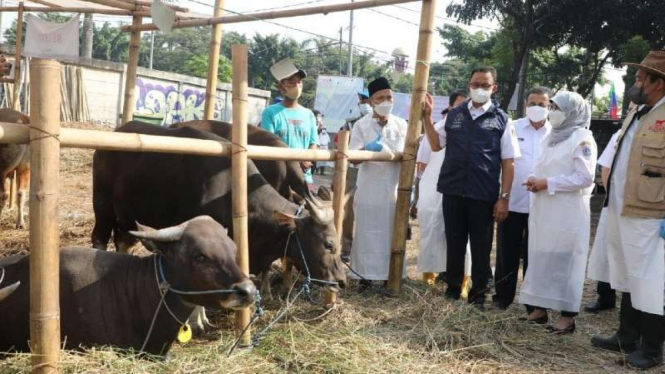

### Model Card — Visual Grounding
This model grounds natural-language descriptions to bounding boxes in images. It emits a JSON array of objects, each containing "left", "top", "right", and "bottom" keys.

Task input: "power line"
[
  {"left": 237, "top": 0, "right": 330, "bottom": 14},
  {"left": 367, "top": 8, "right": 418, "bottom": 26},
  {"left": 391, "top": 4, "right": 499, "bottom": 31}
]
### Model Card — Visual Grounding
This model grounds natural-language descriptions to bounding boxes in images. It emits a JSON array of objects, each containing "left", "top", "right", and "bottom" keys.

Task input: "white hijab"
[{"left": 548, "top": 91, "right": 591, "bottom": 147}]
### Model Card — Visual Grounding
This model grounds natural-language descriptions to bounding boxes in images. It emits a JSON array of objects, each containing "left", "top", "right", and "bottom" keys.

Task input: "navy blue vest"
[{"left": 437, "top": 100, "right": 509, "bottom": 202}]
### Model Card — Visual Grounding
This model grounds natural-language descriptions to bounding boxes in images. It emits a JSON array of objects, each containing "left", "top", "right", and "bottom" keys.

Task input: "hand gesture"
[{"left": 365, "top": 134, "right": 383, "bottom": 152}]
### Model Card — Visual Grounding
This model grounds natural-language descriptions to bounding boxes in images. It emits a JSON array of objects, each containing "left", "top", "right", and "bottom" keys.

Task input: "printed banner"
[
  {"left": 313, "top": 75, "right": 365, "bottom": 131},
  {"left": 24, "top": 14, "right": 80, "bottom": 58}
]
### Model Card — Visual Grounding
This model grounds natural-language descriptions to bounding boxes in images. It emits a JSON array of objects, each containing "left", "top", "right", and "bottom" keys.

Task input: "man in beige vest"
[{"left": 591, "top": 50, "right": 665, "bottom": 370}]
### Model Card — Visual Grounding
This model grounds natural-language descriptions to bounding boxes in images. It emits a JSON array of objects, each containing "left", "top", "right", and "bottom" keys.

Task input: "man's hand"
[
  {"left": 300, "top": 161, "right": 313, "bottom": 171},
  {"left": 493, "top": 199, "right": 509, "bottom": 223},
  {"left": 423, "top": 93, "right": 434, "bottom": 118},
  {"left": 364, "top": 134, "right": 383, "bottom": 152}
]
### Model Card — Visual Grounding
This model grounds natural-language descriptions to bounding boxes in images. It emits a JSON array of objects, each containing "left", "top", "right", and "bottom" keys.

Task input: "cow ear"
[{"left": 273, "top": 210, "right": 298, "bottom": 232}]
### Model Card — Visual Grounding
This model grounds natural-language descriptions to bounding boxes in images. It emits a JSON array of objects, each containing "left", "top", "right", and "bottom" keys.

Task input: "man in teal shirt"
[{"left": 261, "top": 58, "right": 318, "bottom": 188}]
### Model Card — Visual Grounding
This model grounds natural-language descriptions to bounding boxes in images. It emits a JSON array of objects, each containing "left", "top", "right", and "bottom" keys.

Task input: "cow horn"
[
  {"left": 130, "top": 222, "right": 187, "bottom": 242},
  {"left": 0, "top": 281, "right": 19, "bottom": 302},
  {"left": 305, "top": 198, "right": 334, "bottom": 225}
]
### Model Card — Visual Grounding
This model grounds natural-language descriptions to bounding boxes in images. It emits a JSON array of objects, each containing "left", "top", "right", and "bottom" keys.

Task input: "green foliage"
[{"left": 183, "top": 54, "right": 232, "bottom": 83}]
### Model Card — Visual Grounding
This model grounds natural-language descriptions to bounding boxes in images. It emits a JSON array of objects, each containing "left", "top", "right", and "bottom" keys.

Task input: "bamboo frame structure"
[
  {"left": 231, "top": 44, "right": 251, "bottom": 346},
  {"left": 121, "top": 0, "right": 421, "bottom": 32},
  {"left": 28, "top": 59, "right": 61, "bottom": 374},
  {"left": 82, "top": 0, "right": 138, "bottom": 11},
  {"left": 327, "top": 130, "right": 350, "bottom": 307},
  {"left": 203, "top": 0, "right": 225, "bottom": 120},
  {"left": 386, "top": 0, "right": 436, "bottom": 294},
  {"left": 12, "top": 3, "right": 24, "bottom": 111},
  {"left": 0, "top": 5, "right": 135, "bottom": 14},
  {"left": 121, "top": 15, "right": 142, "bottom": 125}
]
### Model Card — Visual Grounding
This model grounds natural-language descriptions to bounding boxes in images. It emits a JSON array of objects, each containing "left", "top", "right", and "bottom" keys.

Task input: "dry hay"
[{"left": 0, "top": 123, "right": 650, "bottom": 373}]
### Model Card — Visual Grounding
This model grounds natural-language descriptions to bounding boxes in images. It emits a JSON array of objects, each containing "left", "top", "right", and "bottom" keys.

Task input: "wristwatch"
[{"left": 499, "top": 192, "right": 510, "bottom": 200}]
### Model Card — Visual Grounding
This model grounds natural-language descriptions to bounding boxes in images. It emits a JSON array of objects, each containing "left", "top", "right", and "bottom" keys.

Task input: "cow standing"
[
  {"left": 0, "top": 216, "right": 256, "bottom": 356},
  {"left": 91, "top": 124, "right": 347, "bottom": 296},
  {"left": 0, "top": 108, "right": 30, "bottom": 229}
]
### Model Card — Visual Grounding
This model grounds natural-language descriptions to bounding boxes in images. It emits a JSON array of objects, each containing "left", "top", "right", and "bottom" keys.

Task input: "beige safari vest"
[{"left": 615, "top": 103, "right": 665, "bottom": 218}]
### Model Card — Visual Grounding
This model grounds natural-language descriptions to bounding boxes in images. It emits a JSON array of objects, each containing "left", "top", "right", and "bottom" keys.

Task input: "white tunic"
[
  {"left": 348, "top": 114, "right": 407, "bottom": 280},
  {"left": 417, "top": 120, "right": 447, "bottom": 273},
  {"left": 587, "top": 130, "right": 621, "bottom": 285},
  {"left": 604, "top": 98, "right": 665, "bottom": 315},
  {"left": 519, "top": 128, "right": 597, "bottom": 312}
]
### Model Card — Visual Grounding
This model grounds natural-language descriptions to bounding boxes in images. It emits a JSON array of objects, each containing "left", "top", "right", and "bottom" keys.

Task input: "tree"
[
  {"left": 184, "top": 54, "right": 232, "bottom": 83},
  {"left": 81, "top": 14, "right": 93, "bottom": 59},
  {"left": 92, "top": 22, "right": 128, "bottom": 62}
]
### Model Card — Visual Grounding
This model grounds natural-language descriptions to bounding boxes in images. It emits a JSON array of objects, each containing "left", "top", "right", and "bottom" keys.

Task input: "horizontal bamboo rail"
[
  {"left": 121, "top": 0, "right": 421, "bottom": 32},
  {"left": 0, "top": 123, "right": 402, "bottom": 162},
  {"left": 0, "top": 5, "right": 136, "bottom": 15}
]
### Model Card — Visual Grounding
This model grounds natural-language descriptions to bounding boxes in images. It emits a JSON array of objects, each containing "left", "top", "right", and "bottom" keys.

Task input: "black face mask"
[{"left": 628, "top": 83, "right": 649, "bottom": 105}]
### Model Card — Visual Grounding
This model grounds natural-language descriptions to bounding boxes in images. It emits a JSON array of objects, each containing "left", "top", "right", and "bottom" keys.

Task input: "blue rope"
[{"left": 157, "top": 255, "right": 238, "bottom": 295}]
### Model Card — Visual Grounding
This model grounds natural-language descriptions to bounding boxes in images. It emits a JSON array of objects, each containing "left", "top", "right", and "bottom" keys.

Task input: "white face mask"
[
  {"left": 548, "top": 109, "right": 566, "bottom": 128},
  {"left": 470, "top": 88, "right": 492, "bottom": 104},
  {"left": 373, "top": 101, "right": 393, "bottom": 117},
  {"left": 526, "top": 106, "right": 549, "bottom": 123},
  {"left": 359, "top": 103, "right": 372, "bottom": 116}
]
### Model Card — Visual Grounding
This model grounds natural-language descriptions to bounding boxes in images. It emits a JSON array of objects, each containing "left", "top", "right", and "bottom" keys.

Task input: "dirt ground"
[{"left": 0, "top": 125, "right": 660, "bottom": 373}]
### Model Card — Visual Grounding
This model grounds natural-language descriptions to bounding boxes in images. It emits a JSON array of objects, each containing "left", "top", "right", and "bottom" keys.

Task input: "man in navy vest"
[{"left": 423, "top": 67, "right": 520, "bottom": 308}]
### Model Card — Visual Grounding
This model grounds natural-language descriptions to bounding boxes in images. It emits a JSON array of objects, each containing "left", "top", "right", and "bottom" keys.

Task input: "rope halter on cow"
[{"left": 140, "top": 253, "right": 248, "bottom": 353}]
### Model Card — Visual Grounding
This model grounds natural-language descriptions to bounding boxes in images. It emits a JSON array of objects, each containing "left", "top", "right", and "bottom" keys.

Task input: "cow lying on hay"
[{"left": 0, "top": 216, "right": 256, "bottom": 356}]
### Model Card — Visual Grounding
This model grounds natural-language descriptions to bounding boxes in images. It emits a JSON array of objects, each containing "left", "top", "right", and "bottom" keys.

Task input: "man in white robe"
[
  {"left": 348, "top": 77, "right": 407, "bottom": 286},
  {"left": 591, "top": 51, "right": 665, "bottom": 370}
]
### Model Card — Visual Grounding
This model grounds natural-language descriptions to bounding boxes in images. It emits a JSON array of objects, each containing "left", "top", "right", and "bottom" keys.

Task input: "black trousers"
[
  {"left": 493, "top": 211, "right": 529, "bottom": 307},
  {"left": 596, "top": 281, "right": 617, "bottom": 306},
  {"left": 442, "top": 194, "right": 494, "bottom": 302}
]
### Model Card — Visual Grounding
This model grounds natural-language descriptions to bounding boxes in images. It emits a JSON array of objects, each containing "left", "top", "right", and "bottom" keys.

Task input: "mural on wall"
[{"left": 133, "top": 78, "right": 227, "bottom": 125}]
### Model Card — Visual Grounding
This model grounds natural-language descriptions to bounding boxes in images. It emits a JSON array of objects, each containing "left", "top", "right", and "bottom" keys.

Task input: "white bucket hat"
[{"left": 270, "top": 58, "right": 307, "bottom": 82}]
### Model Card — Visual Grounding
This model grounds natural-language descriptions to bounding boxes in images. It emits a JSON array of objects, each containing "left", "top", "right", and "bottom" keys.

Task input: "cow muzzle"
[{"left": 221, "top": 280, "right": 257, "bottom": 310}]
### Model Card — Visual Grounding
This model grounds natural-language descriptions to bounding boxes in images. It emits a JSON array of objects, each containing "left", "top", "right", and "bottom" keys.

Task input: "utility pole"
[
  {"left": 149, "top": 30, "right": 155, "bottom": 69},
  {"left": 347, "top": 0, "right": 354, "bottom": 76},
  {"left": 338, "top": 27, "right": 343, "bottom": 76}
]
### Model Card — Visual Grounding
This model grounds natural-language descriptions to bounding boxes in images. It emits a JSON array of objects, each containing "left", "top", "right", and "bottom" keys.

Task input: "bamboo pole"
[
  {"left": 12, "top": 3, "right": 23, "bottom": 111},
  {"left": 231, "top": 44, "right": 251, "bottom": 347},
  {"left": 0, "top": 123, "right": 403, "bottom": 161},
  {"left": 387, "top": 0, "right": 436, "bottom": 294},
  {"left": 327, "top": 130, "right": 350, "bottom": 307},
  {"left": 121, "top": 16, "right": 142, "bottom": 125},
  {"left": 0, "top": 5, "right": 136, "bottom": 15},
  {"left": 203, "top": 0, "right": 225, "bottom": 120},
  {"left": 115, "top": 0, "right": 189, "bottom": 12},
  {"left": 121, "top": 0, "right": 421, "bottom": 32},
  {"left": 29, "top": 58, "right": 61, "bottom": 374},
  {"left": 81, "top": 0, "right": 138, "bottom": 11}
]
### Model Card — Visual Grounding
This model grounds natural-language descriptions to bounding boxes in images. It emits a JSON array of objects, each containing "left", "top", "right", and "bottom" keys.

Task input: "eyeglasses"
[{"left": 469, "top": 83, "right": 494, "bottom": 90}]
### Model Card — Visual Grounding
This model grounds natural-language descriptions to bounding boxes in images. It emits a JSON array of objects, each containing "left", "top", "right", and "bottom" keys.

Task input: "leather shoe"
[
  {"left": 591, "top": 334, "right": 638, "bottom": 353},
  {"left": 626, "top": 348, "right": 663, "bottom": 370},
  {"left": 584, "top": 300, "right": 615, "bottom": 313}
]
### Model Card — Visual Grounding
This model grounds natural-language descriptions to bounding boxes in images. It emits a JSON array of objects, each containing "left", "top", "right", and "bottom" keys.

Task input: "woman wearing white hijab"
[{"left": 518, "top": 91, "right": 597, "bottom": 333}]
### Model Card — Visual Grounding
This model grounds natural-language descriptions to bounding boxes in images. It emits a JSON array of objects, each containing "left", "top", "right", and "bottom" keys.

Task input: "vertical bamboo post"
[
  {"left": 231, "top": 44, "right": 251, "bottom": 346},
  {"left": 387, "top": 0, "right": 436, "bottom": 294},
  {"left": 203, "top": 0, "right": 225, "bottom": 120},
  {"left": 12, "top": 2, "right": 23, "bottom": 111},
  {"left": 328, "top": 130, "right": 350, "bottom": 306},
  {"left": 121, "top": 16, "right": 142, "bottom": 124},
  {"left": 29, "top": 59, "right": 61, "bottom": 374}
]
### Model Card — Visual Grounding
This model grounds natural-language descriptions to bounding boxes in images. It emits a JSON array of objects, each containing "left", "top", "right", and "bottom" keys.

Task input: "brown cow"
[{"left": 0, "top": 108, "right": 30, "bottom": 229}]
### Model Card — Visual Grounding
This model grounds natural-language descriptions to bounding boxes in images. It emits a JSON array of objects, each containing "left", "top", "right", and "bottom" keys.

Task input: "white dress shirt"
[
  {"left": 509, "top": 117, "right": 551, "bottom": 213},
  {"left": 437, "top": 100, "right": 521, "bottom": 160},
  {"left": 598, "top": 130, "right": 621, "bottom": 168}
]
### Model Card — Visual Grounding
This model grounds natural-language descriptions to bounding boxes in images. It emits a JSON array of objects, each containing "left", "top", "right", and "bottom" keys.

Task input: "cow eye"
[
  {"left": 195, "top": 254, "right": 207, "bottom": 263},
  {"left": 324, "top": 240, "right": 334, "bottom": 251}
]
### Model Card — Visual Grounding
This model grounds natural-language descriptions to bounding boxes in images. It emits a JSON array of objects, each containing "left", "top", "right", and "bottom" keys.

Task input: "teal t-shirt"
[{"left": 261, "top": 103, "right": 318, "bottom": 183}]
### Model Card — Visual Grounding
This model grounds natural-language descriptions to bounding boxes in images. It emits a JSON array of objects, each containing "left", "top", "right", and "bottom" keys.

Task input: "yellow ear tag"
[{"left": 177, "top": 323, "right": 192, "bottom": 344}]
